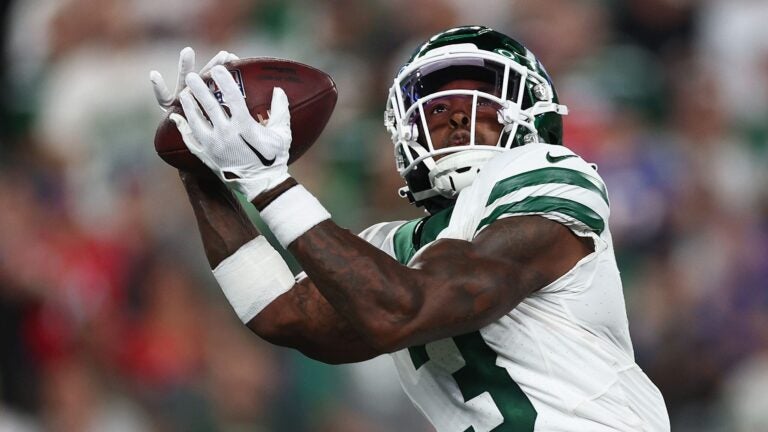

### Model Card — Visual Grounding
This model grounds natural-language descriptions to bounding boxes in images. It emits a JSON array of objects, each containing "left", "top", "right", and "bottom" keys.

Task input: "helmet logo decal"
[{"left": 533, "top": 84, "right": 550, "bottom": 100}]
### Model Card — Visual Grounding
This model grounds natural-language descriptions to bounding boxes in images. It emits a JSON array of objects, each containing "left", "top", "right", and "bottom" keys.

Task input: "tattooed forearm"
[
  {"left": 292, "top": 279, "right": 371, "bottom": 344},
  {"left": 179, "top": 170, "right": 258, "bottom": 268},
  {"left": 250, "top": 278, "right": 380, "bottom": 363},
  {"left": 180, "top": 172, "right": 377, "bottom": 362},
  {"left": 290, "top": 221, "right": 419, "bottom": 344}
]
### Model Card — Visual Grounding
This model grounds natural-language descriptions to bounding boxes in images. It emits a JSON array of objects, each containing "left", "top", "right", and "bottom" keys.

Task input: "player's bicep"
[
  {"left": 396, "top": 215, "right": 591, "bottom": 347},
  {"left": 472, "top": 215, "right": 593, "bottom": 282}
]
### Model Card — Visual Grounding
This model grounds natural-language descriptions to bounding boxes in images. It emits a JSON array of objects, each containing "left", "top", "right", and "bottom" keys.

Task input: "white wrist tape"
[
  {"left": 212, "top": 236, "right": 295, "bottom": 323},
  {"left": 259, "top": 185, "right": 331, "bottom": 248}
]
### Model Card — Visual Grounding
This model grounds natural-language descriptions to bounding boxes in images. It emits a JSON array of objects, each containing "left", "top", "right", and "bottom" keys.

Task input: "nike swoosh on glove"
[{"left": 170, "top": 65, "right": 291, "bottom": 201}]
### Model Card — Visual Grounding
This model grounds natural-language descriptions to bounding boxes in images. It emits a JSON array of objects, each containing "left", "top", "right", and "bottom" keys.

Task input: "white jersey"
[{"left": 359, "top": 143, "right": 669, "bottom": 431}]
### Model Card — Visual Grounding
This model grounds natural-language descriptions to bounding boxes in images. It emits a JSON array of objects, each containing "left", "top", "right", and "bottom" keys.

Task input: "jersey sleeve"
[
  {"left": 474, "top": 144, "right": 610, "bottom": 238},
  {"left": 357, "top": 220, "right": 407, "bottom": 256}
]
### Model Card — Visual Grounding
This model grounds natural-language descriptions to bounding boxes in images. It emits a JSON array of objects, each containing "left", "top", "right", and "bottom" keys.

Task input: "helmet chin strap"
[{"left": 427, "top": 149, "right": 501, "bottom": 198}]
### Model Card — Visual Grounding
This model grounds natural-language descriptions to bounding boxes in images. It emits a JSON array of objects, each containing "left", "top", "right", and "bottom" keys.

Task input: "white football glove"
[
  {"left": 170, "top": 66, "right": 291, "bottom": 201},
  {"left": 149, "top": 47, "right": 239, "bottom": 110}
]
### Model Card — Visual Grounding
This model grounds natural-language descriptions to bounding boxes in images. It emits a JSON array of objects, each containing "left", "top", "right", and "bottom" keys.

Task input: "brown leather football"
[{"left": 154, "top": 58, "right": 337, "bottom": 171}]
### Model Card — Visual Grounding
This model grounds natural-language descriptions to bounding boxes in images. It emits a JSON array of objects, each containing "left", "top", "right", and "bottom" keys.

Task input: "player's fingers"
[
  {"left": 200, "top": 51, "right": 232, "bottom": 75},
  {"left": 179, "top": 88, "right": 213, "bottom": 141},
  {"left": 175, "top": 47, "right": 196, "bottom": 93},
  {"left": 185, "top": 73, "right": 228, "bottom": 127},
  {"left": 171, "top": 113, "right": 218, "bottom": 170},
  {"left": 211, "top": 66, "right": 249, "bottom": 119},
  {"left": 267, "top": 87, "right": 291, "bottom": 135},
  {"left": 169, "top": 113, "right": 202, "bottom": 154},
  {"left": 149, "top": 70, "right": 173, "bottom": 108}
]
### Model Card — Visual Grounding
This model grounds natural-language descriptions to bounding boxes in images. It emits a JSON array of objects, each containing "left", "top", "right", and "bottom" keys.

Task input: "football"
[{"left": 154, "top": 58, "right": 338, "bottom": 171}]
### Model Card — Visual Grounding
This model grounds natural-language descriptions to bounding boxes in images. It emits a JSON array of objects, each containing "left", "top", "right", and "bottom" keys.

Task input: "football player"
[{"left": 151, "top": 26, "right": 669, "bottom": 431}]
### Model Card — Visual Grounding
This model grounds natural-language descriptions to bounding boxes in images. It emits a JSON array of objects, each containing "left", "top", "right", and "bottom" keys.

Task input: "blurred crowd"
[{"left": 0, "top": 0, "right": 766, "bottom": 430}]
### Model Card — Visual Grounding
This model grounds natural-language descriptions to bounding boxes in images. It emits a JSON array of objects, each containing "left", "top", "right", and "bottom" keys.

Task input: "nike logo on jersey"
[
  {"left": 546, "top": 152, "right": 578, "bottom": 163},
  {"left": 240, "top": 134, "right": 276, "bottom": 166}
]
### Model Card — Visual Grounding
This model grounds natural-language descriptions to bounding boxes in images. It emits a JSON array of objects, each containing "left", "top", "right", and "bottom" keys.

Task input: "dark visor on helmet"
[{"left": 399, "top": 57, "right": 520, "bottom": 111}]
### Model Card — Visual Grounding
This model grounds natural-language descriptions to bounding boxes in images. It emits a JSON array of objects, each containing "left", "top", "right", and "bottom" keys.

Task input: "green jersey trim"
[
  {"left": 419, "top": 206, "right": 454, "bottom": 249},
  {"left": 480, "top": 195, "right": 605, "bottom": 234},
  {"left": 393, "top": 219, "right": 421, "bottom": 265},
  {"left": 486, "top": 167, "right": 609, "bottom": 207},
  {"left": 392, "top": 206, "right": 454, "bottom": 265}
]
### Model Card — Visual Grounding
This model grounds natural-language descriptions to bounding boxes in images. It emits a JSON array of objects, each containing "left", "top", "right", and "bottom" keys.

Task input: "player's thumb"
[
  {"left": 170, "top": 113, "right": 203, "bottom": 154},
  {"left": 267, "top": 87, "right": 291, "bottom": 135}
]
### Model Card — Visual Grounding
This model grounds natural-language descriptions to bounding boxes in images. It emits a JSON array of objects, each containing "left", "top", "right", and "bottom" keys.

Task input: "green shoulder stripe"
[
  {"left": 479, "top": 195, "right": 605, "bottom": 234},
  {"left": 486, "top": 167, "right": 608, "bottom": 207}
]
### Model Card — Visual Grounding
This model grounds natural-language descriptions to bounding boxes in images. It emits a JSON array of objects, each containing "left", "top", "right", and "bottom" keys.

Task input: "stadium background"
[{"left": 0, "top": 0, "right": 767, "bottom": 430}]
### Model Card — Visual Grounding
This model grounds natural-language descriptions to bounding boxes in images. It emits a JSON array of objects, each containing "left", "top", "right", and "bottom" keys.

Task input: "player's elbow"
[
  {"left": 357, "top": 329, "right": 404, "bottom": 354},
  {"left": 355, "top": 309, "right": 421, "bottom": 353},
  {"left": 355, "top": 286, "right": 428, "bottom": 352},
  {"left": 246, "top": 307, "right": 301, "bottom": 347}
]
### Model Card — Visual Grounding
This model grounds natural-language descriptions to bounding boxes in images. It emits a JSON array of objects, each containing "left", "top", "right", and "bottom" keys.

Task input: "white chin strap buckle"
[
  {"left": 428, "top": 149, "right": 500, "bottom": 198},
  {"left": 431, "top": 168, "right": 479, "bottom": 198}
]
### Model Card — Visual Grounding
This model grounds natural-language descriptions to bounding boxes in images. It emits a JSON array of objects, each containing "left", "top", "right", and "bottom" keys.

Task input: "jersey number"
[{"left": 409, "top": 332, "right": 536, "bottom": 431}]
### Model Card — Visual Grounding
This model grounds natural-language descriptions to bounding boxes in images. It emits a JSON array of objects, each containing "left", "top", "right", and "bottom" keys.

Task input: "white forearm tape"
[
  {"left": 212, "top": 236, "right": 295, "bottom": 323},
  {"left": 259, "top": 185, "right": 331, "bottom": 248}
]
